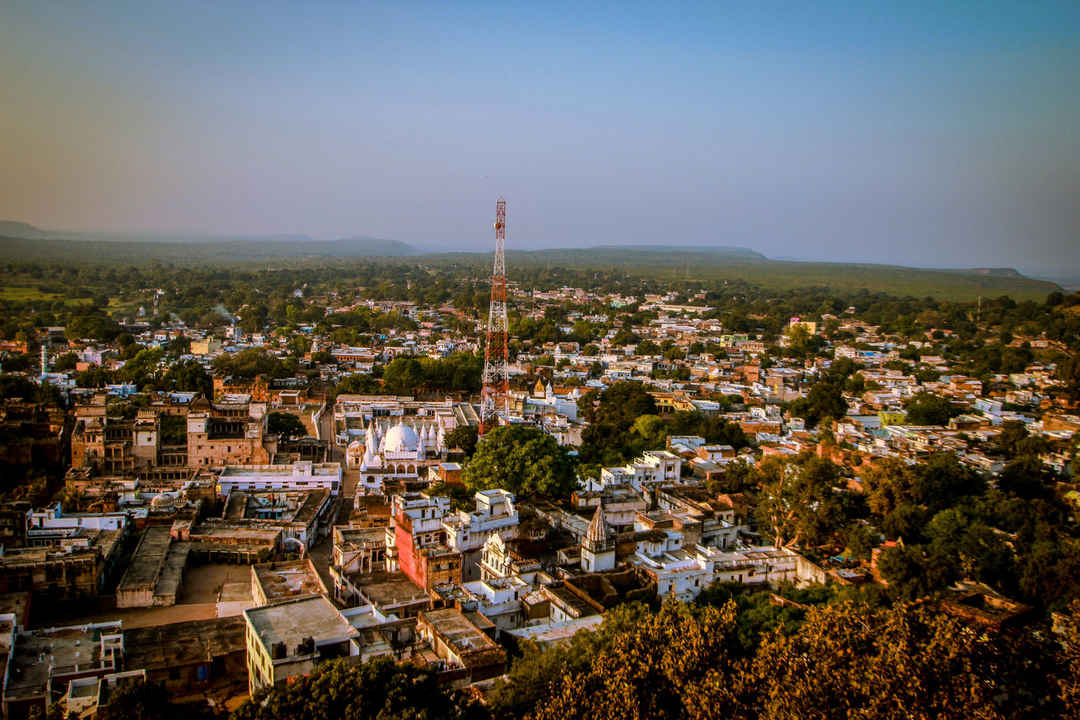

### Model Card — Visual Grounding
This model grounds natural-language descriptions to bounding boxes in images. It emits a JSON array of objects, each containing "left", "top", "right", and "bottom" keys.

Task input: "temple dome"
[{"left": 383, "top": 421, "right": 419, "bottom": 454}]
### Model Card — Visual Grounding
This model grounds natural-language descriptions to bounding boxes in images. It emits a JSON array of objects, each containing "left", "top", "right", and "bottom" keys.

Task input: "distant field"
[
  {"left": 424, "top": 249, "right": 1062, "bottom": 302},
  {"left": 0, "top": 284, "right": 101, "bottom": 306},
  {"left": 0, "top": 234, "right": 1061, "bottom": 302},
  {"left": 0, "top": 285, "right": 62, "bottom": 301}
]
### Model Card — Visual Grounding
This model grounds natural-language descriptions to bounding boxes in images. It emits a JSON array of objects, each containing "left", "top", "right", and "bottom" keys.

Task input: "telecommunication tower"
[{"left": 480, "top": 198, "right": 509, "bottom": 434}]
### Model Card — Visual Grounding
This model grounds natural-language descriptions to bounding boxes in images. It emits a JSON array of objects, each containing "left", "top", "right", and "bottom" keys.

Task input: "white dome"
[{"left": 383, "top": 421, "right": 419, "bottom": 454}]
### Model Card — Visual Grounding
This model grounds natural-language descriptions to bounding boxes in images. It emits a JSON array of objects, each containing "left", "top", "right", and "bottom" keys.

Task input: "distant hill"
[
  {"left": 0, "top": 229, "right": 414, "bottom": 263},
  {"left": 0, "top": 223, "right": 1059, "bottom": 301},
  {"left": 0, "top": 221, "right": 46, "bottom": 239},
  {"left": 588, "top": 245, "right": 768, "bottom": 261},
  {"left": 330, "top": 236, "right": 415, "bottom": 256},
  {"left": 419, "top": 245, "right": 1061, "bottom": 302}
]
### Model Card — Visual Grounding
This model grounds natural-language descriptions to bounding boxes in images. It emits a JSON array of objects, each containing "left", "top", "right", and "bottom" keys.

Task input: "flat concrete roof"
[
  {"left": 244, "top": 595, "right": 354, "bottom": 654},
  {"left": 7, "top": 623, "right": 121, "bottom": 701},
  {"left": 124, "top": 616, "right": 245, "bottom": 669},
  {"left": 506, "top": 615, "right": 604, "bottom": 644},
  {"left": 335, "top": 526, "right": 385, "bottom": 547},
  {"left": 420, "top": 608, "right": 499, "bottom": 655},
  {"left": 118, "top": 526, "right": 174, "bottom": 590},
  {"left": 219, "top": 463, "right": 340, "bottom": 477},
  {"left": 356, "top": 573, "right": 429, "bottom": 610},
  {"left": 253, "top": 560, "right": 325, "bottom": 601}
]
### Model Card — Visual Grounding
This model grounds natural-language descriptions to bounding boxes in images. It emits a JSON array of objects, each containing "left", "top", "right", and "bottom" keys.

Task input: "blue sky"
[{"left": 0, "top": 1, "right": 1077, "bottom": 274}]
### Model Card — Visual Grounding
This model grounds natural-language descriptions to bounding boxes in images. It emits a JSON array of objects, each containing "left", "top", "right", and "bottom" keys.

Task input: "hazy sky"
[{"left": 1, "top": 1, "right": 1077, "bottom": 273}]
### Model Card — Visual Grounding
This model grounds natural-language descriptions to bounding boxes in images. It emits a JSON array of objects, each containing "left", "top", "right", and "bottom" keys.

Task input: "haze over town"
[
  {"left": 1, "top": 2, "right": 1080, "bottom": 720},
  {"left": 2, "top": 1, "right": 1078, "bottom": 280}
]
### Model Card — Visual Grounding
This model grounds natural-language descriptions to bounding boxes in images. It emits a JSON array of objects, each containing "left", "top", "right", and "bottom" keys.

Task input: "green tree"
[
  {"left": 267, "top": 412, "right": 308, "bottom": 438},
  {"left": 578, "top": 381, "right": 658, "bottom": 465},
  {"left": 52, "top": 351, "right": 79, "bottom": 371},
  {"left": 705, "top": 460, "right": 759, "bottom": 494},
  {"left": 335, "top": 373, "right": 382, "bottom": 396},
  {"left": 1057, "top": 356, "right": 1080, "bottom": 402},
  {"left": 754, "top": 454, "right": 850, "bottom": 550},
  {"left": 531, "top": 600, "right": 745, "bottom": 720},
  {"left": 787, "top": 381, "right": 847, "bottom": 428},
  {"left": 753, "top": 602, "right": 1043, "bottom": 720},
  {"left": 611, "top": 327, "right": 639, "bottom": 346},
  {"left": 998, "top": 455, "right": 1054, "bottom": 499},
  {"left": 95, "top": 680, "right": 216, "bottom": 720},
  {"left": 464, "top": 425, "right": 577, "bottom": 498},
  {"left": 904, "top": 392, "right": 961, "bottom": 426},
  {"left": 231, "top": 657, "right": 485, "bottom": 720},
  {"left": 381, "top": 354, "right": 482, "bottom": 396},
  {"left": 118, "top": 347, "right": 165, "bottom": 388},
  {"left": 213, "top": 348, "right": 288, "bottom": 379},
  {"left": 445, "top": 424, "right": 479, "bottom": 458},
  {"left": 489, "top": 603, "right": 651, "bottom": 720},
  {"left": 381, "top": 357, "right": 426, "bottom": 395},
  {"left": 161, "top": 359, "right": 212, "bottom": 398},
  {"left": 165, "top": 335, "right": 191, "bottom": 358},
  {"left": 636, "top": 339, "right": 661, "bottom": 355}
]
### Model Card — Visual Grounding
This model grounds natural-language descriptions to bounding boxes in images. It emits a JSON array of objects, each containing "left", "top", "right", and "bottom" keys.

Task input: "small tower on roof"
[{"left": 581, "top": 504, "right": 615, "bottom": 573}]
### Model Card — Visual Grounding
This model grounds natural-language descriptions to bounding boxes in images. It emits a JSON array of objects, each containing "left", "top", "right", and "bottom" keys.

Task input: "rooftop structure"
[
  {"left": 115, "top": 526, "right": 190, "bottom": 608},
  {"left": 243, "top": 595, "right": 358, "bottom": 695},
  {"left": 217, "top": 461, "right": 341, "bottom": 496},
  {"left": 251, "top": 559, "right": 328, "bottom": 605},
  {"left": 416, "top": 607, "right": 506, "bottom": 681},
  {"left": 3, "top": 621, "right": 123, "bottom": 719}
]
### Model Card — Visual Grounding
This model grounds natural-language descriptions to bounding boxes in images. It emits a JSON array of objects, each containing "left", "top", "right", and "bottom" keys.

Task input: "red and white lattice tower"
[{"left": 480, "top": 198, "right": 509, "bottom": 435}]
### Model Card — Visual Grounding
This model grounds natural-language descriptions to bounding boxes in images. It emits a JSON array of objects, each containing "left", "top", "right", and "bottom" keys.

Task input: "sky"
[{"left": 1, "top": 0, "right": 1078, "bottom": 275}]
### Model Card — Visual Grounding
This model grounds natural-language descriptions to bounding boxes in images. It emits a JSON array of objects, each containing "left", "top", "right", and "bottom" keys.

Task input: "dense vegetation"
[
  {"left": 93, "top": 594, "right": 1080, "bottom": 720},
  {"left": 464, "top": 425, "right": 578, "bottom": 498},
  {"left": 577, "top": 381, "right": 747, "bottom": 469},
  {"left": 1, "top": 261, "right": 1076, "bottom": 351},
  {"left": 231, "top": 658, "right": 487, "bottom": 720},
  {"left": 0, "top": 237, "right": 1060, "bottom": 300}
]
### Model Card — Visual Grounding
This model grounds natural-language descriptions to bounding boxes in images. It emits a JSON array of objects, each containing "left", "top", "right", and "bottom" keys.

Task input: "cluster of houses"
[{"left": 0, "top": 281, "right": 1075, "bottom": 717}]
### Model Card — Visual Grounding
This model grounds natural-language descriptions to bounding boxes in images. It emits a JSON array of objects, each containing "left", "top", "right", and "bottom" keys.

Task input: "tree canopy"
[
  {"left": 213, "top": 348, "right": 291, "bottom": 380},
  {"left": 464, "top": 424, "right": 577, "bottom": 498},
  {"left": 904, "top": 392, "right": 962, "bottom": 426},
  {"left": 787, "top": 380, "right": 847, "bottom": 428},
  {"left": 231, "top": 657, "right": 486, "bottom": 720},
  {"left": 380, "top": 353, "right": 482, "bottom": 396},
  {"left": 267, "top": 411, "right": 308, "bottom": 438},
  {"left": 526, "top": 598, "right": 1062, "bottom": 720}
]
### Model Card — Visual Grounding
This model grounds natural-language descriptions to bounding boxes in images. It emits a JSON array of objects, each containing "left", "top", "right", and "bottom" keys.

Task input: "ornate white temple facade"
[{"left": 346, "top": 418, "right": 445, "bottom": 494}]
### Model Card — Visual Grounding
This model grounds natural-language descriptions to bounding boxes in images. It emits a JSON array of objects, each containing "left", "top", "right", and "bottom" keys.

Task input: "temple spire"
[{"left": 586, "top": 504, "right": 609, "bottom": 546}]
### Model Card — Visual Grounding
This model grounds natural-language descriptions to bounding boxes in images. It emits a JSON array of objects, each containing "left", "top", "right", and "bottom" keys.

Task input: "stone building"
[
  {"left": 0, "top": 538, "right": 120, "bottom": 605},
  {"left": 385, "top": 494, "right": 462, "bottom": 591},
  {"left": 122, "top": 616, "right": 246, "bottom": 698},
  {"left": 186, "top": 397, "right": 275, "bottom": 468},
  {"left": 243, "top": 595, "right": 358, "bottom": 696},
  {"left": 70, "top": 405, "right": 136, "bottom": 474},
  {"left": 415, "top": 608, "right": 506, "bottom": 683},
  {"left": 115, "top": 526, "right": 190, "bottom": 608},
  {"left": 2, "top": 620, "right": 124, "bottom": 720}
]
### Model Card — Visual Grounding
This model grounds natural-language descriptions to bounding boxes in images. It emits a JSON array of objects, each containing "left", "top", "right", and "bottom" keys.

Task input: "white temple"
[{"left": 346, "top": 418, "right": 446, "bottom": 494}]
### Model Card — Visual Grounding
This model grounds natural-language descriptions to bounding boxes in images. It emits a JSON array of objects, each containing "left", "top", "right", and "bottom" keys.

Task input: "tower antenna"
[{"left": 480, "top": 198, "right": 509, "bottom": 435}]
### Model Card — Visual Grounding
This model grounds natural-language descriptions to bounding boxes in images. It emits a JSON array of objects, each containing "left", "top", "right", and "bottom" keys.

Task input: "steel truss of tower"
[{"left": 480, "top": 198, "right": 509, "bottom": 434}]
